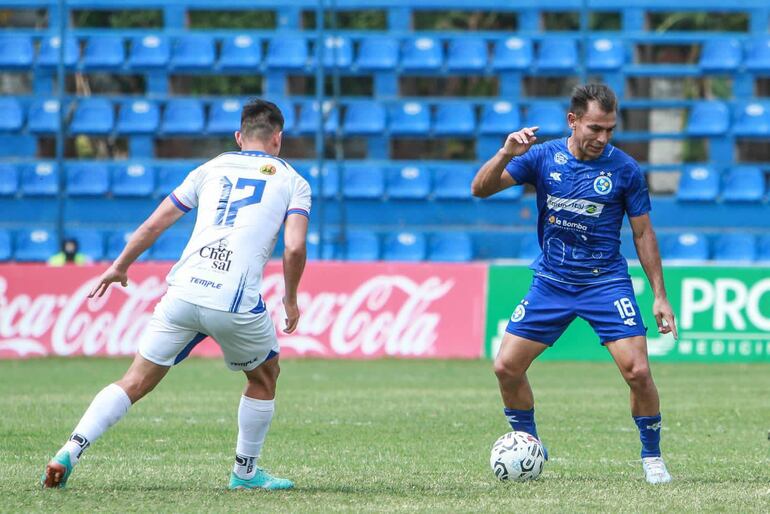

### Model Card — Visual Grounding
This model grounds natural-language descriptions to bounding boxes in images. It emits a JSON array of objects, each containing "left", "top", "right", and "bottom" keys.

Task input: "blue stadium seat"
[
  {"left": 587, "top": 38, "right": 624, "bottom": 71},
  {"left": 722, "top": 166, "right": 765, "bottom": 202},
  {"left": 677, "top": 165, "right": 719, "bottom": 202},
  {"left": 219, "top": 35, "right": 261, "bottom": 71},
  {"left": 524, "top": 103, "right": 565, "bottom": 135},
  {"left": 306, "top": 230, "right": 339, "bottom": 260},
  {"left": 343, "top": 164, "right": 385, "bottom": 199},
  {"left": 389, "top": 102, "right": 430, "bottom": 135},
  {"left": 273, "top": 100, "right": 295, "bottom": 133},
  {"left": 28, "top": 99, "right": 61, "bottom": 134},
  {"left": 150, "top": 230, "right": 189, "bottom": 260},
  {"left": 733, "top": 102, "right": 770, "bottom": 137},
  {"left": 492, "top": 37, "right": 532, "bottom": 71},
  {"left": 321, "top": 36, "right": 353, "bottom": 68},
  {"left": 517, "top": 232, "right": 541, "bottom": 260},
  {"left": 744, "top": 37, "right": 770, "bottom": 72},
  {"left": 664, "top": 232, "right": 709, "bottom": 261},
  {"left": 106, "top": 230, "right": 148, "bottom": 261},
  {"left": 473, "top": 231, "right": 517, "bottom": 260},
  {"left": 157, "top": 163, "right": 193, "bottom": 195},
  {"left": 487, "top": 184, "right": 524, "bottom": 202},
  {"left": 447, "top": 38, "right": 487, "bottom": 72},
  {"left": 82, "top": 36, "right": 124, "bottom": 69},
  {"left": 265, "top": 36, "right": 307, "bottom": 70},
  {"left": 0, "top": 97, "right": 24, "bottom": 132},
  {"left": 37, "top": 36, "right": 79, "bottom": 68},
  {"left": 758, "top": 235, "right": 770, "bottom": 262},
  {"left": 14, "top": 228, "right": 57, "bottom": 262},
  {"left": 401, "top": 37, "right": 443, "bottom": 72},
  {"left": 387, "top": 165, "right": 430, "bottom": 199},
  {"left": 433, "top": 102, "right": 475, "bottom": 136},
  {"left": 344, "top": 230, "right": 380, "bottom": 261},
  {"left": 65, "top": 162, "right": 109, "bottom": 196},
  {"left": 112, "top": 164, "right": 155, "bottom": 197},
  {"left": 170, "top": 35, "right": 215, "bottom": 70},
  {"left": 117, "top": 100, "right": 160, "bottom": 134},
  {"left": 65, "top": 228, "right": 105, "bottom": 261},
  {"left": 70, "top": 98, "right": 114, "bottom": 135},
  {"left": 686, "top": 101, "right": 730, "bottom": 136},
  {"left": 127, "top": 35, "right": 170, "bottom": 68},
  {"left": 383, "top": 231, "right": 426, "bottom": 261},
  {"left": 207, "top": 99, "right": 242, "bottom": 134},
  {"left": 0, "top": 36, "right": 34, "bottom": 68},
  {"left": 0, "top": 164, "right": 18, "bottom": 196},
  {"left": 297, "top": 101, "right": 338, "bottom": 134},
  {"left": 343, "top": 101, "right": 386, "bottom": 135},
  {"left": 356, "top": 37, "right": 398, "bottom": 71},
  {"left": 712, "top": 233, "right": 756, "bottom": 262},
  {"left": 301, "top": 163, "right": 339, "bottom": 198},
  {"left": 536, "top": 38, "right": 578, "bottom": 72},
  {"left": 699, "top": 38, "right": 742, "bottom": 72},
  {"left": 428, "top": 232, "right": 473, "bottom": 262},
  {"left": 161, "top": 98, "right": 205, "bottom": 135},
  {"left": 433, "top": 166, "right": 474, "bottom": 200},
  {"left": 480, "top": 101, "right": 520, "bottom": 134},
  {"left": 20, "top": 163, "right": 58, "bottom": 196},
  {"left": 0, "top": 229, "right": 10, "bottom": 261}
]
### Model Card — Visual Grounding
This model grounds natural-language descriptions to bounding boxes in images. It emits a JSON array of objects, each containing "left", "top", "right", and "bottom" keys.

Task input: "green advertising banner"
[{"left": 485, "top": 265, "right": 770, "bottom": 362}]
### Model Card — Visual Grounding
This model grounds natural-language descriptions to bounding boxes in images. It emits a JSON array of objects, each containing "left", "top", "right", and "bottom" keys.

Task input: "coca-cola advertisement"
[{"left": 0, "top": 262, "right": 487, "bottom": 360}]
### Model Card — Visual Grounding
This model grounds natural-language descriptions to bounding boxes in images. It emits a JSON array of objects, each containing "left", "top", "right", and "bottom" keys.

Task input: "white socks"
[
  {"left": 233, "top": 396, "right": 275, "bottom": 479},
  {"left": 61, "top": 383, "right": 132, "bottom": 465}
]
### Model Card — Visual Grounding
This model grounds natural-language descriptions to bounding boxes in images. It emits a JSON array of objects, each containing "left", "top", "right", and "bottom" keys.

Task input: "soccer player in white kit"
[{"left": 41, "top": 99, "right": 311, "bottom": 491}]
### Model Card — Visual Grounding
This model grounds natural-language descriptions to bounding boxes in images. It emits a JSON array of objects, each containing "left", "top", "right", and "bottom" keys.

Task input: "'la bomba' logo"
[{"left": 593, "top": 176, "right": 613, "bottom": 195}]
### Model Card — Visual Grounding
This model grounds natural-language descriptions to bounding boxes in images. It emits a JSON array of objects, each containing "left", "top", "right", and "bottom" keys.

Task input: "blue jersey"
[{"left": 505, "top": 138, "right": 650, "bottom": 284}]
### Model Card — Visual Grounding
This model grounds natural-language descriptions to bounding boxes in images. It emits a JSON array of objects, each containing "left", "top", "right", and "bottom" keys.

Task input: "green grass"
[{"left": 1, "top": 358, "right": 769, "bottom": 512}]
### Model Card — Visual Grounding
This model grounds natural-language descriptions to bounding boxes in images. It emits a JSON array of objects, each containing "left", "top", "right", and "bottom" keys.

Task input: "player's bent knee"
[
  {"left": 493, "top": 358, "right": 525, "bottom": 382},
  {"left": 622, "top": 364, "right": 652, "bottom": 387}
]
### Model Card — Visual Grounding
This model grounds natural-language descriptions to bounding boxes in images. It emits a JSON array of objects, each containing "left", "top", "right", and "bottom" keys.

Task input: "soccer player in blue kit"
[{"left": 472, "top": 84, "right": 678, "bottom": 484}]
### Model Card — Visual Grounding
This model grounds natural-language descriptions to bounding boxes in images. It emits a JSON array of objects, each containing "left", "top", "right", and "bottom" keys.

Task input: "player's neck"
[{"left": 566, "top": 136, "right": 587, "bottom": 161}]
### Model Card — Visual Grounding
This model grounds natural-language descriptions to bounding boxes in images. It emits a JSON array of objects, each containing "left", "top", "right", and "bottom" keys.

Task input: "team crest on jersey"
[
  {"left": 593, "top": 175, "right": 613, "bottom": 195},
  {"left": 259, "top": 164, "right": 276, "bottom": 176},
  {"left": 554, "top": 152, "right": 568, "bottom": 165}
]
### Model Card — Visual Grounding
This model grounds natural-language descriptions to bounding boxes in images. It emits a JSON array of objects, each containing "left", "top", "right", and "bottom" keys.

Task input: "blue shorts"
[{"left": 505, "top": 276, "right": 647, "bottom": 346}]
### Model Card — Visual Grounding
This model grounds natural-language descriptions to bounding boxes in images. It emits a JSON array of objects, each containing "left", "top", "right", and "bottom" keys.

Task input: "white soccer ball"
[{"left": 489, "top": 431, "right": 545, "bottom": 482}]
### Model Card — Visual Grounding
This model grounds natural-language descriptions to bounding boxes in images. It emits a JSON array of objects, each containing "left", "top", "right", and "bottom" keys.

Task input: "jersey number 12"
[{"left": 215, "top": 177, "right": 266, "bottom": 227}]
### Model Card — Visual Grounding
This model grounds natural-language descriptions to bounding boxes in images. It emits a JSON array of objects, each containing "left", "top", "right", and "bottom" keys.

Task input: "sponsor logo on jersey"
[
  {"left": 593, "top": 175, "right": 613, "bottom": 195},
  {"left": 546, "top": 195, "right": 604, "bottom": 217},
  {"left": 199, "top": 240, "right": 233, "bottom": 272},
  {"left": 554, "top": 152, "right": 568, "bottom": 165},
  {"left": 549, "top": 215, "right": 588, "bottom": 233},
  {"left": 549, "top": 171, "right": 562, "bottom": 182},
  {"left": 259, "top": 164, "right": 276, "bottom": 176},
  {"left": 190, "top": 277, "right": 223, "bottom": 289}
]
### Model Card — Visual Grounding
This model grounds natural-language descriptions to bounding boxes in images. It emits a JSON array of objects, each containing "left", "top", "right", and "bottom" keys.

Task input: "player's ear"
[
  {"left": 234, "top": 130, "right": 243, "bottom": 149},
  {"left": 567, "top": 113, "right": 576, "bottom": 129}
]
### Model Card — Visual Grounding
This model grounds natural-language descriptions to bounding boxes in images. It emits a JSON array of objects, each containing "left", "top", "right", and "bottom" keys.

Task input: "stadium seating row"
[
  {"left": 677, "top": 165, "right": 770, "bottom": 202},
  {"left": 3, "top": 227, "right": 769, "bottom": 263},
  {"left": 4, "top": 97, "right": 770, "bottom": 138},
  {"left": 3, "top": 34, "right": 770, "bottom": 75}
]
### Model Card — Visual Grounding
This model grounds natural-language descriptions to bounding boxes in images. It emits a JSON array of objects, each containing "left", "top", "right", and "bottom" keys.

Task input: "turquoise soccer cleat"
[
  {"left": 40, "top": 450, "right": 73, "bottom": 489},
  {"left": 228, "top": 468, "right": 294, "bottom": 491}
]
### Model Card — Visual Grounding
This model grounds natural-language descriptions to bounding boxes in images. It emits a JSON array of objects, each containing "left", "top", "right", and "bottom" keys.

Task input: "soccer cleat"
[
  {"left": 40, "top": 450, "right": 74, "bottom": 489},
  {"left": 228, "top": 468, "right": 294, "bottom": 491},
  {"left": 642, "top": 456, "right": 672, "bottom": 484}
]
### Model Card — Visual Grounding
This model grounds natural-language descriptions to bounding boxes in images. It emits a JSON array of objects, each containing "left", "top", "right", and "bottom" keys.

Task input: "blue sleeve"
[
  {"left": 504, "top": 147, "right": 539, "bottom": 186},
  {"left": 624, "top": 163, "right": 651, "bottom": 217}
]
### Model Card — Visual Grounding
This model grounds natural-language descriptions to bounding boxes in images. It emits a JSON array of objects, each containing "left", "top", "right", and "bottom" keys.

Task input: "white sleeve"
[
  {"left": 170, "top": 167, "right": 201, "bottom": 213},
  {"left": 287, "top": 175, "right": 311, "bottom": 218}
]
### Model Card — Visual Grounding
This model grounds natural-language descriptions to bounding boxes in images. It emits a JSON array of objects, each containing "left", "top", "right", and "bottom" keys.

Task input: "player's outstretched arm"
[
  {"left": 282, "top": 213, "right": 308, "bottom": 334},
  {"left": 89, "top": 197, "right": 185, "bottom": 298},
  {"left": 629, "top": 213, "right": 678, "bottom": 339},
  {"left": 471, "top": 127, "right": 538, "bottom": 198}
]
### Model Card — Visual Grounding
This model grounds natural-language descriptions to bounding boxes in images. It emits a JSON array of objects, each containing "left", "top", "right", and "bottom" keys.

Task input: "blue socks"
[
  {"left": 504, "top": 407, "right": 548, "bottom": 460},
  {"left": 633, "top": 413, "right": 662, "bottom": 458}
]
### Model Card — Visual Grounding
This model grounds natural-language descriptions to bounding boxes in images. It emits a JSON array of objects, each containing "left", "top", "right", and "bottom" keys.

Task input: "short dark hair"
[
  {"left": 240, "top": 99, "right": 284, "bottom": 141},
  {"left": 569, "top": 84, "right": 617, "bottom": 118}
]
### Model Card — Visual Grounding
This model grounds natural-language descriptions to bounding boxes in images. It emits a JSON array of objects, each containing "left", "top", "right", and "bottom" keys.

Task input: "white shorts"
[{"left": 138, "top": 294, "right": 279, "bottom": 371}]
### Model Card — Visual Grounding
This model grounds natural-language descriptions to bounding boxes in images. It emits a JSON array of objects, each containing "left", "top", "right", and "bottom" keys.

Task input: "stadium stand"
[{"left": 1, "top": 0, "right": 770, "bottom": 262}]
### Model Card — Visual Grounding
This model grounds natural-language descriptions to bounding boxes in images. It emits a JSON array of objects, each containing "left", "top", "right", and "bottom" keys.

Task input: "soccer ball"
[{"left": 489, "top": 431, "right": 545, "bottom": 482}]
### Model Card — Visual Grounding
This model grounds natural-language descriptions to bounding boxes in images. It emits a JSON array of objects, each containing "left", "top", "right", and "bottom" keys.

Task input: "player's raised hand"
[
  {"left": 652, "top": 296, "right": 678, "bottom": 340},
  {"left": 282, "top": 296, "right": 300, "bottom": 334},
  {"left": 88, "top": 265, "right": 128, "bottom": 298},
  {"left": 502, "top": 127, "right": 539, "bottom": 157}
]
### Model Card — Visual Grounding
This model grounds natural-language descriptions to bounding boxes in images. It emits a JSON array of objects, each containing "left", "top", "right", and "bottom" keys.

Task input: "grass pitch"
[{"left": 1, "top": 358, "right": 768, "bottom": 512}]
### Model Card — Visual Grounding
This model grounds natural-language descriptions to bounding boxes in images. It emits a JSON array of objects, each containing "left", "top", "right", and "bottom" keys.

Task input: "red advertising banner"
[{"left": 0, "top": 262, "right": 487, "bottom": 360}]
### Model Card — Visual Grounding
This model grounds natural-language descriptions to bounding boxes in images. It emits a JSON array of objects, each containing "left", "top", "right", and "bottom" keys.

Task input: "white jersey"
[{"left": 165, "top": 150, "right": 311, "bottom": 313}]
